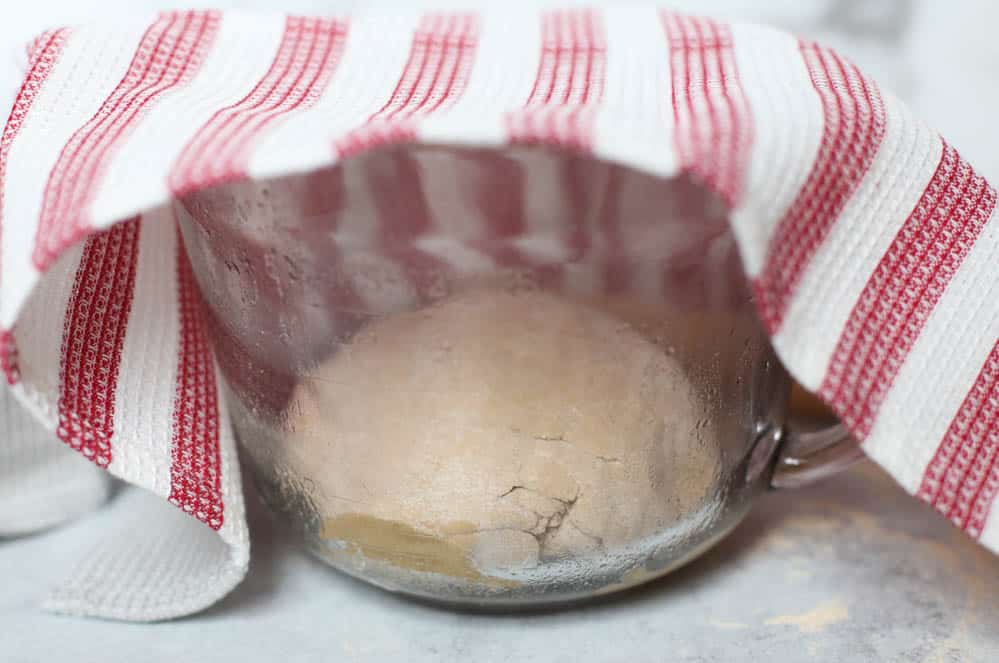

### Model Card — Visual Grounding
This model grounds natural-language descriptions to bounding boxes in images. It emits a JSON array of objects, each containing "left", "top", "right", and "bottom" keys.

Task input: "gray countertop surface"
[{"left": 4, "top": 461, "right": 998, "bottom": 662}]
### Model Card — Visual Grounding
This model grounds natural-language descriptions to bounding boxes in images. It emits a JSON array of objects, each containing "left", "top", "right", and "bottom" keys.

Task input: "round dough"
[{"left": 285, "top": 288, "right": 719, "bottom": 582}]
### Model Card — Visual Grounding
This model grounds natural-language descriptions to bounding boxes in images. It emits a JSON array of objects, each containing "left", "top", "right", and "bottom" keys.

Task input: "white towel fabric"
[{"left": 1, "top": 7, "right": 997, "bottom": 621}]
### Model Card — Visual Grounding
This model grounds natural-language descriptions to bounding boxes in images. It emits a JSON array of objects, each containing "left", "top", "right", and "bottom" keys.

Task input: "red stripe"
[
  {"left": 661, "top": 13, "right": 751, "bottom": 313},
  {"left": 56, "top": 218, "right": 141, "bottom": 468},
  {"left": 820, "top": 145, "right": 996, "bottom": 438},
  {"left": 527, "top": 13, "right": 555, "bottom": 106},
  {"left": 331, "top": 13, "right": 479, "bottom": 315},
  {"left": 169, "top": 229, "right": 224, "bottom": 530},
  {"left": 365, "top": 150, "right": 444, "bottom": 303},
  {"left": 752, "top": 41, "right": 886, "bottom": 332},
  {"left": 24, "top": 28, "right": 66, "bottom": 68},
  {"left": 669, "top": 13, "right": 702, "bottom": 178},
  {"left": 506, "top": 9, "right": 606, "bottom": 150},
  {"left": 375, "top": 15, "right": 440, "bottom": 122},
  {"left": 708, "top": 18, "right": 748, "bottom": 201},
  {"left": 0, "top": 28, "right": 70, "bottom": 382},
  {"left": 551, "top": 13, "right": 571, "bottom": 107},
  {"left": 576, "top": 10, "right": 598, "bottom": 107},
  {"left": 499, "top": 10, "right": 577, "bottom": 274},
  {"left": 498, "top": 10, "right": 605, "bottom": 295},
  {"left": 170, "top": 17, "right": 348, "bottom": 195},
  {"left": 333, "top": 124, "right": 417, "bottom": 160},
  {"left": 411, "top": 14, "right": 458, "bottom": 117},
  {"left": 919, "top": 340, "right": 999, "bottom": 538},
  {"left": 335, "top": 13, "right": 478, "bottom": 159},
  {"left": 0, "top": 331, "right": 18, "bottom": 385},
  {"left": 598, "top": 166, "right": 630, "bottom": 294},
  {"left": 663, "top": 12, "right": 752, "bottom": 208},
  {"left": 32, "top": 11, "right": 220, "bottom": 271}
]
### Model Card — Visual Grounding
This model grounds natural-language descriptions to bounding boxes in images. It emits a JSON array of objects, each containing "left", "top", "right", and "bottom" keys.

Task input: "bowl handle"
[{"left": 767, "top": 422, "right": 864, "bottom": 490}]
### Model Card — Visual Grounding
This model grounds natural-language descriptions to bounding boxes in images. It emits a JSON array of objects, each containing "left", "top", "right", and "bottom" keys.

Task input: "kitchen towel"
[{"left": 2, "top": 7, "right": 997, "bottom": 620}]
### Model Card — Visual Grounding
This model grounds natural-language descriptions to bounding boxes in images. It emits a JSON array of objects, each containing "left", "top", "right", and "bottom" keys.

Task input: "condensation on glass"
[{"left": 175, "top": 146, "right": 854, "bottom": 608}]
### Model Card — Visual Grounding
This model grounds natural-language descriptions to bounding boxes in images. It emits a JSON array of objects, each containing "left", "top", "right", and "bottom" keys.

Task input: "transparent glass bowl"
[{"left": 176, "top": 145, "right": 851, "bottom": 608}]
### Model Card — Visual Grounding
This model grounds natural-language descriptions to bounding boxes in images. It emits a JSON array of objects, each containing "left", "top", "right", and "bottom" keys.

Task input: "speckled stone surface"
[{"left": 4, "top": 461, "right": 998, "bottom": 661}]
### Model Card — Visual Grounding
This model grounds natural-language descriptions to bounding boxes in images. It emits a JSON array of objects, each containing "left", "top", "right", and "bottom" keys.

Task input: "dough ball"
[{"left": 285, "top": 289, "right": 719, "bottom": 584}]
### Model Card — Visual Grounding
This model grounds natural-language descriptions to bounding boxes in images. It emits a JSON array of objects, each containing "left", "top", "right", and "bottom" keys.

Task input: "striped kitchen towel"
[{"left": 1, "top": 7, "right": 997, "bottom": 621}]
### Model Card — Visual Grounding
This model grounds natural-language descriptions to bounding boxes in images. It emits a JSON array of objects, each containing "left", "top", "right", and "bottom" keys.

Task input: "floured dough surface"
[{"left": 286, "top": 289, "right": 719, "bottom": 585}]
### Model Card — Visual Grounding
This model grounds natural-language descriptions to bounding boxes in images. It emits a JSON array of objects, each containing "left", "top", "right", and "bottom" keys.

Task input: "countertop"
[{"left": 5, "top": 461, "right": 997, "bottom": 662}]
